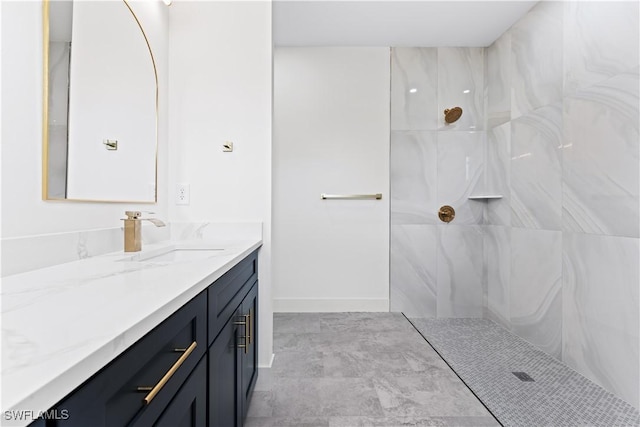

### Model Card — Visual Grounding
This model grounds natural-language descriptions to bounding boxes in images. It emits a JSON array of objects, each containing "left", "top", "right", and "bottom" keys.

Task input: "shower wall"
[
  {"left": 391, "top": 0, "right": 639, "bottom": 410},
  {"left": 483, "top": 1, "right": 639, "bottom": 409},
  {"left": 390, "top": 47, "right": 487, "bottom": 318}
]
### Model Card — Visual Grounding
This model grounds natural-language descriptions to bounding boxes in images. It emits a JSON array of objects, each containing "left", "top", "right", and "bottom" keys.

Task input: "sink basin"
[{"left": 136, "top": 248, "right": 224, "bottom": 263}]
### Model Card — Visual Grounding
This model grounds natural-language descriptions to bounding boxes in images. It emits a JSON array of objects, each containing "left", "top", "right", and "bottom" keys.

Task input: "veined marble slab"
[
  {"left": 562, "top": 69, "right": 640, "bottom": 238},
  {"left": 563, "top": 232, "right": 639, "bottom": 409},
  {"left": 563, "top": 1, "right": 639, "bottom": 96},
  {"left": 390, "top": 224, "right": 438, "bottom": 318},
  {"left": 436, "top": 224, "right": 484, "bottom": 318},
  {"left": 510, "top": 228, "right": 562, "bottom": 359},
  {"left": 390, "top": 131, "right": 438, "bottom": 225},
  {"left": 1, "top": 225, "right": 169, "bottom": 277},
  {"left": 485, "top": 122, "right": 511, "bottom": 226},
  {"left": 510, "top": 103, "right": 563, "bottom": 230},
  {"left": 437, "top": 47, "right": 485, "bottom": 131},
  {"left": 511, "top": 1, "right": 563, "bottom": 119},
  {"left": 485, "top": 31, "right": 511, "bottom": 129},
  {"left": 391, "top": 47, "right": 438, "bottom": 131},
  {"left": 1, "top": 237, "right": 262, "bottom": 425},
  {"left": 437, "top": 131, "right": 485, "bottom": 226},
  {"left": 483, "top": 225, "right": 510, "bottom": 328}
]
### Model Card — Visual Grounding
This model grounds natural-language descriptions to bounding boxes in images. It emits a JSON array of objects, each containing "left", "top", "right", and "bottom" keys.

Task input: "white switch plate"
[{"left": 176, "top": 183, "right": 190, "bottom": 205}]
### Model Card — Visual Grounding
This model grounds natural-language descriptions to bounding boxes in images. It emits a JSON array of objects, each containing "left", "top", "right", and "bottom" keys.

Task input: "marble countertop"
[{"left": 1, "top": 238, "right": 262, "bottom": 423}]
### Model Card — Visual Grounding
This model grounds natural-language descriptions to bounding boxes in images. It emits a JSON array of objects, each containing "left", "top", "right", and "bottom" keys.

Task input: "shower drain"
[{"left": 512, "top": 371, "right": 535, "bottom": 382}]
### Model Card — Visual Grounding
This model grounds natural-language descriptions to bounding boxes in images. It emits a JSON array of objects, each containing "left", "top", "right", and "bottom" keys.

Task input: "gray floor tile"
[
  {"left": 323, "top": 351, "right": 416, "bottom": 378},
  {"left": 274, "top": 313, "right": 324, "bottom": 334},
  {"left": 272, "top": 350, "right": 324, "bottom": 377},
  {"left": 372, "top": 373, "right": 492, "bottom": 418},
  {"left": 273, "top": 331, "right": 362, "bottom": 353},
  {"left": 328, "top": 416, "right": 500, "bottom": 426},
  {"left": 271, "top": 377, "right": 385, "bottom": 417},
  {"left": 249, "top": 313, "right": 501, "bottom": 427},
  {"left": 245, "top": 417, "right": 330, "bottom": 427},
  {"left": 319, "top": 312, "right": 416, "bottom": 334},
  {"left": 246, "top": 391, "right": 273, "bottom": 417}
]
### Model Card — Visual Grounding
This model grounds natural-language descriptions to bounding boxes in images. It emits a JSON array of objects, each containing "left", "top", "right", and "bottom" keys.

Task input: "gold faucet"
[{"left": 123, "top": 211, "right": 166, "bottom": 252}]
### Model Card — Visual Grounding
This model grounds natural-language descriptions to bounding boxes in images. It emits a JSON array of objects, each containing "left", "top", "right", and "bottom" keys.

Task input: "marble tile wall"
[
  {"left": 389, "top": 225, "right": 437, "bottom": 318},
  {"left": 437, "top": 225, "right": 484, "bottom": 318},
  {"left": 510, "top": 228, "right": 563, "bottom": 359},
  {"left": 483, "top": 225, "right": 509, "bottom": 327},
  {"left": 484, "top": 123, "right": 510, "bottom": 226},
  {"left": 510, "top": 103, "right": 563, "bottom": 230},
  {"left": 437, "top": 48, "right": 485, "bottom": 131},
  {"left": 483, "top": 0, "right": 639, "bottom": 409},
  {"left": 510, "top": 1, "right": 563, "bottom": 120},
  {"left": 391, "top": 48, "right": 438, "bottom": 131},
  {"left": 392, "top": 0, "right": 638, "bottom": 408},
  {"left": 562, "top": 233, "right": 639, "bottom": 409},
  {"left": 390, "top": 47, "right": 486, "bottom": 319}
]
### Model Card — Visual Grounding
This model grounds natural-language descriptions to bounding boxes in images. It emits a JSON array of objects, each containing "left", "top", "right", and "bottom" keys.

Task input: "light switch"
[{"left": 223, "top": 141, "right": 233, "bottom": 152}]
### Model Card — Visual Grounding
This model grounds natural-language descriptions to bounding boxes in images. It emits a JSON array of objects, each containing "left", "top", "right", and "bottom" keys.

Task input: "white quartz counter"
[{"left": 1, "top": 238, "right": 262, "bottom": 424}]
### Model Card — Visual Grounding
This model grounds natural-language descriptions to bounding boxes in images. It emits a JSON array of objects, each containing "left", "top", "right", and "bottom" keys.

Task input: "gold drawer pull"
[
  {"left": 248, "top": 308, "right": 253, "bottom": 345},
  {"left": 235, "top": 314, "right": 250, "bottom": 353},
  {"left": 137, "top": 341, "right": 197, "bottom": 405}
]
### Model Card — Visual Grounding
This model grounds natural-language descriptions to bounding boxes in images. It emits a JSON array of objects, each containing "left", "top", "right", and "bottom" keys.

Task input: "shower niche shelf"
[{"left": 468, "top": 194, "right": 503, "bottom": 201}]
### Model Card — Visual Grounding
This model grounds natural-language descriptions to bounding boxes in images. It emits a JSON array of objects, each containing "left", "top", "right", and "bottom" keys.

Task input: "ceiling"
[{"left": 273, "top": 1, "right": 538, "bottom": 47}]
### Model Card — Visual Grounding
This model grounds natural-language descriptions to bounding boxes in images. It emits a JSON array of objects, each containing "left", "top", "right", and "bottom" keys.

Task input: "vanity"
[{"left": 1, "top": 239, "right": 262, "bottom": 427}]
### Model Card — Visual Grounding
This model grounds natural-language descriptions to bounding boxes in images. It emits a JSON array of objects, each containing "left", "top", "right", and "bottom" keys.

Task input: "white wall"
[
  {"left": 272, "top": 47, "right": 390, "bottom": 312},
  {"left": 1, "top": 1, "right": 169, "bottom": 238},
  {"left": 168, "top": 0, "right": 273, "bottom": 367}
]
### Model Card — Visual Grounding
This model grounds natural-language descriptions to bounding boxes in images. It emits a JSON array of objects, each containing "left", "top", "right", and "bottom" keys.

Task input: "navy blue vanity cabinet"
[
  {"left": 209, "top": 307, "right": 243, "bottom": 427},
  {"left": 48, "top": 291, "right": 207, "bottom": 427},
  {"left": 131, "top": 356, "right": 207, "bottom": 427},
  {"left": 27, "top": 249, "right": 260, "bottom": 427},
  {"left": 208, "top": 250, "right": 259, "bottom": 427},
  {"left": 240, "top": 281, "right": 258, "bottom": 418}
]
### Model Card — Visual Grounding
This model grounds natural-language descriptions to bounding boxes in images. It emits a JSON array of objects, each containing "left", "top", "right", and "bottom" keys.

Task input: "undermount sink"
[
  {"left": 141, "top": 249, "right": 224, "bottom": 262},
  {"left": 121, "top": 247, "right": 226, "bottom": 263}
]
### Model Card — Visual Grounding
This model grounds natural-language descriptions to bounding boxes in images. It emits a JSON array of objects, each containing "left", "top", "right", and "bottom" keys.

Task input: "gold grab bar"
[
  {"left": 137, "top": 341, "right": 197, "bottom": 404},
  {"left": 321, "top": 193, "right": 382, "bottom": 200}
]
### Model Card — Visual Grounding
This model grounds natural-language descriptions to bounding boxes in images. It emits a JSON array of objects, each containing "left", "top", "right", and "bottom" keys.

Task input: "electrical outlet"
[{"left": 176, "top": 183, "right": 190, "bottom": 205}]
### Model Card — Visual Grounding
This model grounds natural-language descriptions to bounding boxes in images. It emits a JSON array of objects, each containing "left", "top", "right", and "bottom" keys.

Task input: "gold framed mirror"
[{"left": 42, "top": 0, "right": 158, "bottom": 203}]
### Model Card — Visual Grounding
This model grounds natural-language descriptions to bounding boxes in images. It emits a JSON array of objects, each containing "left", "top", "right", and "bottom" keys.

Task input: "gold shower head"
[{"left": 444, "top": 107, "right": 463, "bottom": 124}]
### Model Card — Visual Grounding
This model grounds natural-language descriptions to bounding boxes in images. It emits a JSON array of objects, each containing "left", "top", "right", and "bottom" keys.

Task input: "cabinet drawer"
[
  {"left": 54, "top": 291, "right": 206, "bottom": 426},
  {"left": 130, "top": 354, "right": 207, "bottom": 427},
  {"left": 208, "top": 250, "right": 258, "bottom": 345}
]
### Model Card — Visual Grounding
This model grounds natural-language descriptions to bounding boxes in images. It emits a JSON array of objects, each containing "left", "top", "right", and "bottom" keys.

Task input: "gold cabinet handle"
[
  {"left": 137, "top": 341, "right": 197, "bottom": 405},
  {"left": 235, "top": 314, "right": 250, "bottom": 353},
  {"left": 248, "top": 308, "right": 253, "bottom": 345}
]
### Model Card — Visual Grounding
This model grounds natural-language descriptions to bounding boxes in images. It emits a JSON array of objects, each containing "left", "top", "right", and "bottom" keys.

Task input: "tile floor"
[
  {"left": 245, "top": 313, "right": 499, "bottom": 427},
  {"left": 409, "top": 318, "right": 640, "bottom": 427}
]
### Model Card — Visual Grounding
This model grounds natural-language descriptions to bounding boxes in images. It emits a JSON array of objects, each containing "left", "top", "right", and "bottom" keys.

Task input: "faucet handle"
[
  {"left": 124, "top": 211, "right": 142, "bottom": 219},
  {"left": 123, "top": 211, "right": 165, "bottom": 227}
]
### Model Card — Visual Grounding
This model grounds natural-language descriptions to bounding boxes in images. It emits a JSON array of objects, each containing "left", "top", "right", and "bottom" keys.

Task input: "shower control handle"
[{"left": 438, "top": 205, "right": 455, "bottom": 223}]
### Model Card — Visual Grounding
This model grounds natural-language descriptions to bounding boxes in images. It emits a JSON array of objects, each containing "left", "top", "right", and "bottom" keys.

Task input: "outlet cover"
[{"left": 176, "top": 183, "right": 190, "bottom": 205}]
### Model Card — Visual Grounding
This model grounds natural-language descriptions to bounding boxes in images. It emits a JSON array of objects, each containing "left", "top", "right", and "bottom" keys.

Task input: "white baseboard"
[
  {"left": 258, "top": 353, "right": 275, "bottom": 369},
  {"left": 273, "top": 298, "right": 389, "bottom": 312}
]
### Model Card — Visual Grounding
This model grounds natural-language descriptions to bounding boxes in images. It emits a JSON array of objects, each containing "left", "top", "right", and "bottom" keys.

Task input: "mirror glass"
[{"left": 44, "top": 0, "right": 157, "bottom": 202}]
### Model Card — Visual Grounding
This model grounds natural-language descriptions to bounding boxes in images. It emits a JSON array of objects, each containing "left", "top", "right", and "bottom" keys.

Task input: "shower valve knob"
[{"left": 438, "top": 205, "right": 455, "bottom": 223}]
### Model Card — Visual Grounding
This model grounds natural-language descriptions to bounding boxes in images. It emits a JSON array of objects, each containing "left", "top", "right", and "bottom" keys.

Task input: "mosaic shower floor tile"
[{"left": 409, "top": 317, "right": 640, "bottom": 427}]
